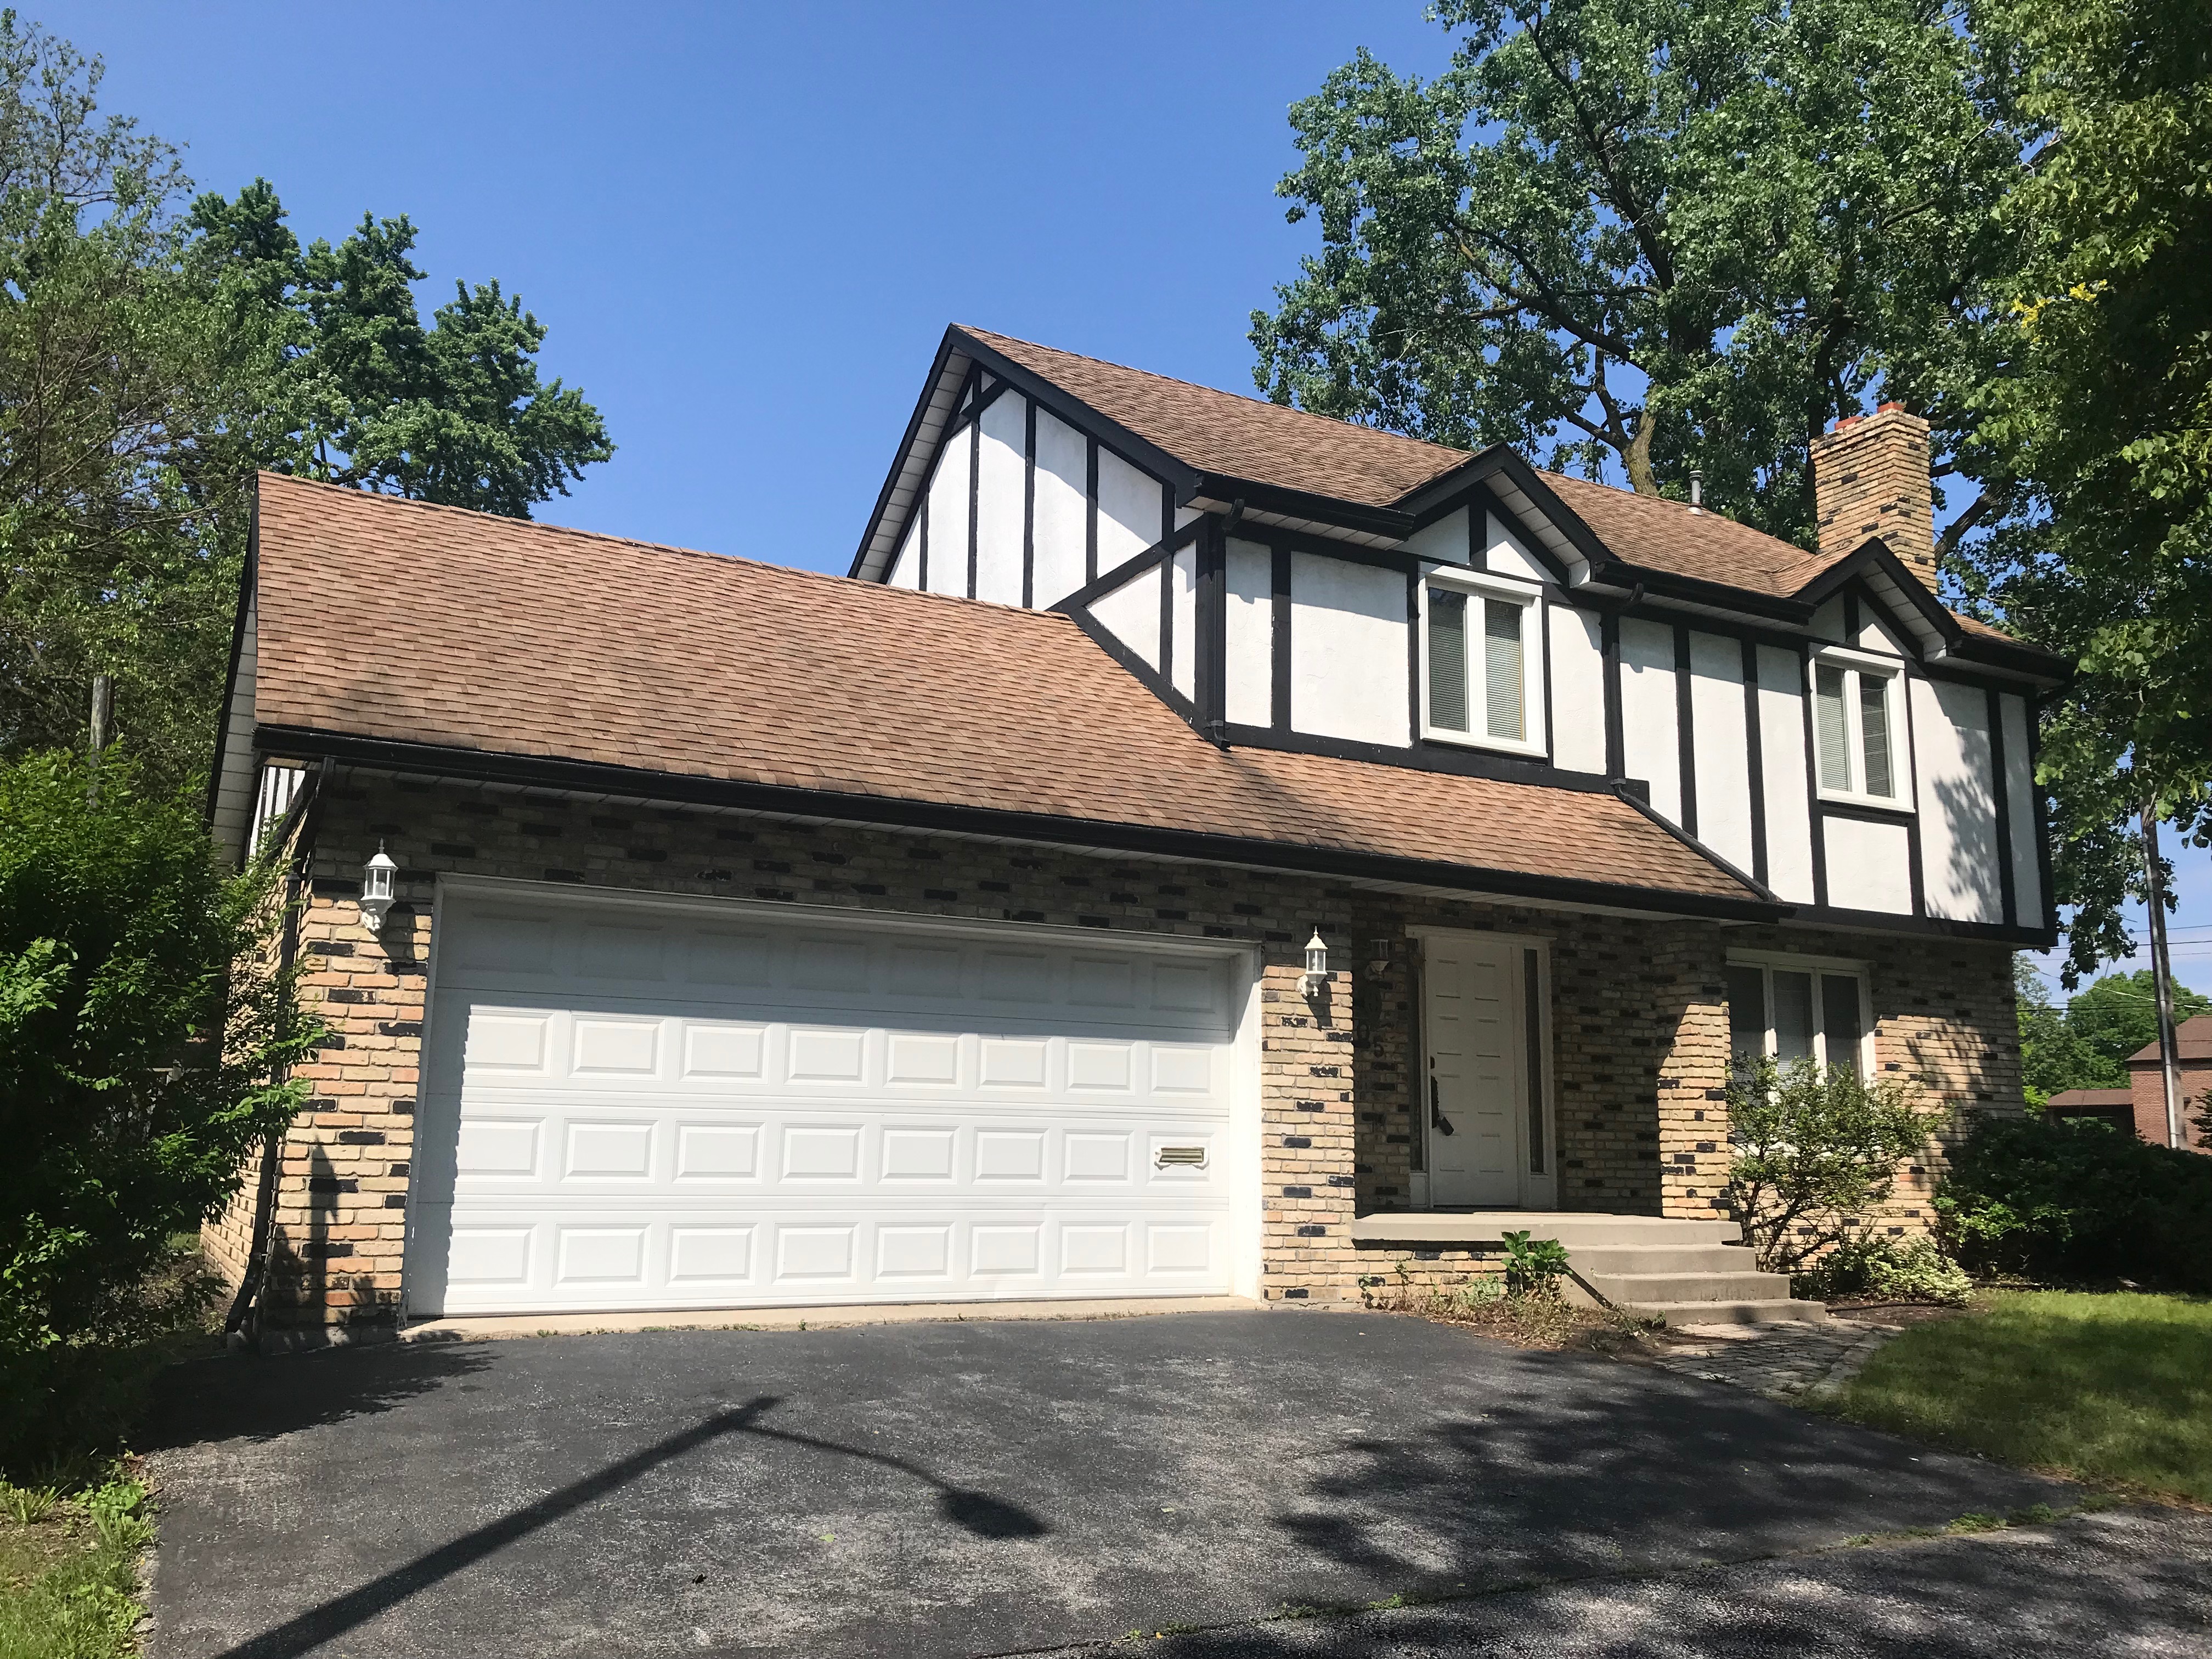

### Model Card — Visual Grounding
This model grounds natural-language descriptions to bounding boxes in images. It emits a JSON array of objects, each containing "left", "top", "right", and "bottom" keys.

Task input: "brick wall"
[
  {"left": 2131, "top": 1059, "right": 2212, "bottom": 1152},
  {"left": 1811, "top": 404, "right": 1937, "bottom": 590},
  {"left": 227, "top": 767, "right": 2027, "bottom": 1325}
]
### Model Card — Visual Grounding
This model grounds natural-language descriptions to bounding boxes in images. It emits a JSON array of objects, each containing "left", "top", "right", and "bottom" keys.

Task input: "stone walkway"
[{"left": 1649, "top": 1313, "right": 1912, "bottom": 1402}]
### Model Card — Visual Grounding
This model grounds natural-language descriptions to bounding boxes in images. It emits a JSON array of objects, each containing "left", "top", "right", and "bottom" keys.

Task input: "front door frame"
[{"left": 1408, "top": 925, "right": 1559, "bottom": 1211}]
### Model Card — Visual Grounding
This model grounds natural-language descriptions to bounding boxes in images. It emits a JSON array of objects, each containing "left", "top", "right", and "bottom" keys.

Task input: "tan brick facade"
[
  {"left": 207, "top": 769, "right": 2025, "bottom": 1328},
  {"left": 1811, "top": 404, "right": 1937, "bottom": 590}
]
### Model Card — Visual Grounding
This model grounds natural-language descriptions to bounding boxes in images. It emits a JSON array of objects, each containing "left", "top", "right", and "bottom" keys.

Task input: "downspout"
[{"left": 224, "top": 756, "right": 334, "bottom": 1350}]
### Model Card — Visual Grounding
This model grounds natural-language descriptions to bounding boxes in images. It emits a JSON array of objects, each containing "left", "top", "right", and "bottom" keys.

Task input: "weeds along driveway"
[{"left": 142, "top": 1310, "right": 2074, "bottom": 1659}]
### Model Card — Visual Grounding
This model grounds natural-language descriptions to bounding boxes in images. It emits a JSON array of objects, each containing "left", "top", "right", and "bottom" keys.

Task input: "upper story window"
[
  {"left": 1725, "top": 951, "right": 1871, "bottom": 1079},
  {"left": 1810, "top": 646, "right": 1908, "bottom": 809},
  {"left": 1421, "top": 568, "right": 1545, "bottom": 758}
]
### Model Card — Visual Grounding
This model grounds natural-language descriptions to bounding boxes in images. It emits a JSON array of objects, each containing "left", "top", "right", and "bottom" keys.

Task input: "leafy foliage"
[
  {"left": 2013, "top": 958, "right": 2124, "bottom": 1103},
  {"left": 1956, "top": 0, "right": 2212, "bottom": 983},
  {"left": 1934, "top": 1113, "right": 2212, "bottom": 1291},
  {"left": 1250, "top": 0, "right": 2025, "bottom": 542},
  {"left": 1500, "top": 1228, "right": 1571, "bottom": 1296},
  {"left": 1791, "top": 1234, "right": 1973, "bottom": 1305},
  {"left": 2062, "top": 968, "right": 2211, "bottom": 1073},
  {"left": 0, "top": 751, "right": 317, "bottom": 1460},
  {"left": 187, "top": 182, "right": 614, "bottom": 517},
  {"left": 0, "top": 16, "right": 611, "bottom": 788},
  {"left": 1723, "top": 1057, "right": 1940, "bottom": 1274}
]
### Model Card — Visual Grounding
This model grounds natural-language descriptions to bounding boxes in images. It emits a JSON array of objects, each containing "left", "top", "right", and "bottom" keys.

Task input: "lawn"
[
  {"left": 1832, "top": 1290, "right": 2212, "bottom": 1505},
  {"left": 0, "top": 1473, "right": 152, "bottom": 1659}
]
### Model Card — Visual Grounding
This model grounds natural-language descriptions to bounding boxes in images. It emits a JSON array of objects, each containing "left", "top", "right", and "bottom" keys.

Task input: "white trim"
[
  {"left": 1724, "top": 946, "right": 1869, "bottom": 973},
  {"left": 1808, "top": 646, "right": 1914, "bottom": 812},
  {"left": 1418, "top": 566, "right": 1548, "bottom": 759}
]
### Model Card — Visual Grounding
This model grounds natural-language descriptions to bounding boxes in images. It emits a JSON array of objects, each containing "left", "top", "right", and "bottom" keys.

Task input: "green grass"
[
  {"left": 0, "top": 1473, "right": 151, "bottom": 1659},
  {"left": 1832, "top": 1290, "right": 2212, "bottom": 1504}
]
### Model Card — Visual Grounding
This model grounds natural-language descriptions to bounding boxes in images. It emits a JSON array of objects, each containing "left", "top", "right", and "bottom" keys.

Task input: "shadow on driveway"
[{"left": 145, "top": 1312, "right": 2076, "bottom": 1659}]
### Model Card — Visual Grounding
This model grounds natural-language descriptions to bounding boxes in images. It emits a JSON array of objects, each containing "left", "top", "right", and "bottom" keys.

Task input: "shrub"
[
  {"left": 1724, "top": 1058, "right": 1942, "bottom": 1275},
  {"left": 1501, "top": 1229, "right": 1571, "bottom": 1297},
  {"left": 1792, "top": 1236, "right": 1974, "bottom": 1305},
  {"left": 1935, "top": 1113, "right": 2212, "bottom": 1291},
  {"left": 0, "top": 751, "right": 317, "bottom": 1465}
]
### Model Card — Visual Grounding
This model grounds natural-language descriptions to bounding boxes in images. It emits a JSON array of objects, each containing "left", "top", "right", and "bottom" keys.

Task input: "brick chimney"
[{"left": 1810, "top": 402, "right": 1935, "bottom": 591}]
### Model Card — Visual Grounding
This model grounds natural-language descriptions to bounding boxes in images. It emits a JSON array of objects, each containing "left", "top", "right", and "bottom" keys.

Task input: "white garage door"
[{"left": 407, "top": 886, "right": 1247, "bottom": 1316}]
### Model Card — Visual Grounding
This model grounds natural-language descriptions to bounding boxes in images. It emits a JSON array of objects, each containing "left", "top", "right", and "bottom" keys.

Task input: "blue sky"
[{"left": 45, "top": 1, "right": 2207, "bottom": 996}]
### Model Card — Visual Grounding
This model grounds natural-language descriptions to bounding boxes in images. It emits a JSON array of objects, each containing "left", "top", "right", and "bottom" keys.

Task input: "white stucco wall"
[
  {"left": 1289, "top": 552, "right": 1407, "bottom": 746},
  {"left": 1618, "top": 618, "right": 1681, "bottom": 822}
]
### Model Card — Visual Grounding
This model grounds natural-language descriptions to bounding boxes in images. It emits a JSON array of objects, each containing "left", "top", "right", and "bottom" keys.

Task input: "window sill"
[
  {"left": 1420, "top": 726, "right": 1548, "bottom": 762},
  {"left": 1815, "top": 790, "right": 1916, "bottom": 818}
]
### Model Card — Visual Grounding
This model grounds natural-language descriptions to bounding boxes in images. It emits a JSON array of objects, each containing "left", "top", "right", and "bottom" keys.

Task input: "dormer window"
[
  {"left": 1810, "top": 646, "right": 1909, "bottom": 809},
  {"left": 1420, "top": 568, "right": 1545, "bottom": 758}
]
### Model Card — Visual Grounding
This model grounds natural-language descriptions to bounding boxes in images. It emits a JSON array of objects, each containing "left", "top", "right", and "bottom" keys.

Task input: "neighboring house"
[
  {"left": 2124, "top": 1014, "right": 2212, "bottom": 1151},
  {"left": 2042, "top": 1087, "right": 2136, "bottom": 1135},
  {"left": 202, "top": 325, "right": 2063, "bottom": 1333}
]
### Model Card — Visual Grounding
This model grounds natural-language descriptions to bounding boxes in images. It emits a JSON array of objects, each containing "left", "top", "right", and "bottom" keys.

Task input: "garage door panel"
[{"left": 412, "top": 895, "right": 1239, "bottom": 1316}]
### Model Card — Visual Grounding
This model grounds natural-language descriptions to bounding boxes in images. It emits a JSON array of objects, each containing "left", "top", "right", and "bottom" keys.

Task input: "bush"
[
  {"left": 0, "top": 751, "right": 316, "bottom": 1465},
  {"left": 1935, "top": 1113, "right": 2212, "bottom": 1291},
  {"left": 1792, "top": 1236, "right": 1974, "bottom": 1305},
  {"left": 1724, "top": 1058, "right": 1942, "bottom": 1275},
  {"left": 1501, "top": 1229, "right": 1572, "bottom": 1297}
]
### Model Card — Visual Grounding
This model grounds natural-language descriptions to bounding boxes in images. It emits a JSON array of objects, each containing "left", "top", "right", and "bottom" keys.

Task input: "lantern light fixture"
[
  {"left": 1301, "top": 928, "right": 1330, "bottom": 997},
  {"left": 360, "top": 843, "right": 397, "bottom": 933}
]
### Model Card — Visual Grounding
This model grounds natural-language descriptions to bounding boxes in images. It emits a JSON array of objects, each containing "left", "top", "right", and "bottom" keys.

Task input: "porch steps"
[{"left": 1348, "top": 1211, "right": 1827, "bottom": 1326}]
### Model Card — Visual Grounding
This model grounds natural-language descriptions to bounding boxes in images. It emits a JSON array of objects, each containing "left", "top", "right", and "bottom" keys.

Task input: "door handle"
[{"left": 1430, "top": 1076, "right": 1454, "bottom": 1135}]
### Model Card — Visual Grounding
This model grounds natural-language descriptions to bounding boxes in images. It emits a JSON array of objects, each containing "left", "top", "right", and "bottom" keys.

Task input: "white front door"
[
  {"left": 408, "top": 887, "right": 1246, "bottom": 1316},
  {"left": 1421, "top": 932, "right": 1551, "bottom": 1209}
]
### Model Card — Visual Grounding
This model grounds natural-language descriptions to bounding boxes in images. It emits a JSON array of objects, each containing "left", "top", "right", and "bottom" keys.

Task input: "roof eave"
[{"left": 251, "top": 723, "right": 1787, "bottom": 924}]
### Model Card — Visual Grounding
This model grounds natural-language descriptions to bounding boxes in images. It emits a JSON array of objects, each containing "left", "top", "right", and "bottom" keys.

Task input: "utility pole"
[
  {"left": 87, "top": 673, "right": 112, "bottom": 804},
  {"left": 2142, "top": 804, "right": 2183, "bottom": 1149}
]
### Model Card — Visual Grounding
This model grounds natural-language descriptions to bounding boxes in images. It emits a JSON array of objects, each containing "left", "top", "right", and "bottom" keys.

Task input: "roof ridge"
[
  {"left": 254, "top": 470, "right": 1084, "bottom": 627},
  {"left": 954, "top": 325, "right": 1470, "bottom": 463}
]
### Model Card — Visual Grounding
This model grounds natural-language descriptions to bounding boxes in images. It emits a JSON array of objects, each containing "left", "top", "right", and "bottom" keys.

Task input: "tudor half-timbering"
[{"left": 204, "top": 325, "right": 2062, "bottom": 1335}]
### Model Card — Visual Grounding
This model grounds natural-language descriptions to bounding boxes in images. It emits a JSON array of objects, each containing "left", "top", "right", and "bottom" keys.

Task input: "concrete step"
[
  {"left": 1623, "top": 1299, "right": 1831, "bottom": 1327},
  {"left": 1570, "top": 1244, "right": 1762, "bottom": 1277},
  {"left": 1581, "top": 1270, "right": 1795, "bottom": 1305},
  {"left": 1351, "top": 1212, "right": 1741, "bottom": 1250}
]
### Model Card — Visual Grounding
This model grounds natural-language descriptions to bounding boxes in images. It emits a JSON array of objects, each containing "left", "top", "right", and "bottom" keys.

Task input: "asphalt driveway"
[{"left": 145, "top": 1309, "right": 2088, "bottom": 1658}]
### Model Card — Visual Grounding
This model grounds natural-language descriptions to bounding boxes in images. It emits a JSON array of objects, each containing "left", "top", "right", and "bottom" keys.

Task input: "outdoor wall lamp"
[
  {"left": 1301, "top": 929, "right": 1330, "bottom": 998},
  {"left": 359, "top": 844, "right": 397, "bottom": 933}
]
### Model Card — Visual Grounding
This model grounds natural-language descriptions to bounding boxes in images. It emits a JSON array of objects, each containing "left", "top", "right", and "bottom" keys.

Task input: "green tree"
[
  {"left": 0, "top": 14, "right": 278, "bottom": 789},
  {"left": 0, "top": 15, "right": 614, "bottom": 787},
  {"left": 0, "top": 749, "right": 317, "bottom": 1456},
  {"left": 2014, "top": 957, "right": 2124, "bottom": 1103},
  {"left": 2062, "top": 968, "right": 2212, "bottom": 1075},
  {"left": 188, "top": 184, "right": 615, "bottom": 517},
  {"left": 1955, "top": 0, "right": 2212, "bottom": 985},
  {"left": 1249, "top": 0, "right": 2027, "bottom": 545}
]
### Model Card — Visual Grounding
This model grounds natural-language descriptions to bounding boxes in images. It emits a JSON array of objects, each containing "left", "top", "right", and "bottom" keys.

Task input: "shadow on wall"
[{"left": 1931, "top": 765, "right": 2005, "bottom": 929}]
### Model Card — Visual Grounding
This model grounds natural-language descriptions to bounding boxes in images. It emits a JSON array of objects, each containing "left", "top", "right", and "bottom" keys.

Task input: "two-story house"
[{"left": 204, "top": 325, "right": 2062, "bottom": 1336}]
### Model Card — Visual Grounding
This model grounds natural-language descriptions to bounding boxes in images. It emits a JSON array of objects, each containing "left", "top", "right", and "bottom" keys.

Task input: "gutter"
[{"left": 251, "top": 724, "right": 1787, "bottom": 925}]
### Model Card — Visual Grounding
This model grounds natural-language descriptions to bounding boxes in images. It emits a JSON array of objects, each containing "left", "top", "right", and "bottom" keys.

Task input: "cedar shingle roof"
[{"left": 250, "top": 472, "right": 1764, "bottom": 909}]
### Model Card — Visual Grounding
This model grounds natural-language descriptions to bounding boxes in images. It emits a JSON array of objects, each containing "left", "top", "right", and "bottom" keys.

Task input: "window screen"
[
  {"left": 1484, "top": 599, "right": 1525, "bottom": 742},
  {"left": 1814, "top": 663, "right": 1852, "bottom": 791},
  {"left": 1772, "top": 969, "right": 1816, "bottom": 1065},
  {"left": 1859, "top": 674, "right": 1894, "bottom": 797},
  {"left": 1821, "top": 973, "right": 1864, "bottom": 1066},
  {"left": 1428, "top": 589, "right": 1468, "bottom": 732}
]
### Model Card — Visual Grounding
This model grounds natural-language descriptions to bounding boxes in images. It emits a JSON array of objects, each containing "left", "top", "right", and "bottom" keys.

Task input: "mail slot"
[{"left": 1156, "top": 1145, "right": 1207, "bottom": 1169}]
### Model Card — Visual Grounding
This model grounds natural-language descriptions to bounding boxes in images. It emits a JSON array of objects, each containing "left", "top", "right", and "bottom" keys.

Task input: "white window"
[
  {"left": 1421, "top": 568, "right": 1545, "bottom": 757},
  {"left": 1810, "top": 647, "right": 1909, "bottom": 808},
  {"left": 1724, "top": 952, "right": 1872, "bottom": 1078}
]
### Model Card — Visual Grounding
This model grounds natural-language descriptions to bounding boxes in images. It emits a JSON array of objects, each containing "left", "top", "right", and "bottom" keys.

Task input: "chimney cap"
[
  {"left": 1877, "top": 400, "right": 1905, "bottom": 414},
  {"left": 1831, "top": 414, "right": 1861, "bottom": 434}
]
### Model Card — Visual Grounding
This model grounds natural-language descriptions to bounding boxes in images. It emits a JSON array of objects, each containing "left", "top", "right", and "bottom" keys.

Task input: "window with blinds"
[
  {"left": 1811, "top": 650, "right": 1905, "bottom": 806},
  {"left": 1423, "top": 573, "right": 1542, "bottom": 755},
  {"left": 1725, "top": 955, "right": 1871, "bottom": 1077}
]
